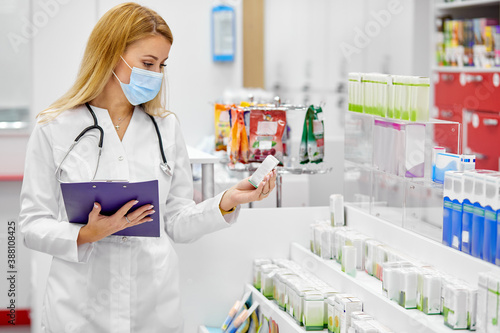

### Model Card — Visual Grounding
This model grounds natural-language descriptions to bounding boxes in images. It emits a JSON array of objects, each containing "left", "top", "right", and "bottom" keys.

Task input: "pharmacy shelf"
[
  {"left": 435, "top": 0, "right": 500, "bottom": 10},
  {"left": 245, "top": 284, "right": 327, "bottom": 332},
  {"left": 345, "top": 204, "right": 500, "bottom": 286},
  {"left": 290, "top": 243, "right": 455, "bottom": 333},
  {"left": 187, "top": 146, "right": 220, "bottom": 164},
  {"left": 432, "top": 66, "right": 500, "bottom": 73}
]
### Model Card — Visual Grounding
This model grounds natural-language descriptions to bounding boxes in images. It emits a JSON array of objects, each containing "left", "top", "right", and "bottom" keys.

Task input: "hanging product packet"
[
  {"left": 248, "top": 107, "right": 287, "bottom": 163},
  {"left": 214, "top": 103, "right": 232, "bottom": 151},
  {"left": 311, "top": 105, "right": 325, "bottom": 163},
  {"left": 300, "top": 105, "right": 325, "bottom": 164},
  {"left": 282, "top": 105, "right": 307, "bottom": 168},
  {"left": 228, "top": 107, "right": 249, "bottom": 163}
]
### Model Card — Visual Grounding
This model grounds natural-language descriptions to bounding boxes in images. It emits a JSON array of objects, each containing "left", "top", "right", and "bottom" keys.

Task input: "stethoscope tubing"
[{"left": 55, "top": 102, "right": 171, "bottom": 182}]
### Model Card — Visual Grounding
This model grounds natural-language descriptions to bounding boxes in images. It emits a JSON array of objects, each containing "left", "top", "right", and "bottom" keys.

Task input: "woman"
[{"left": 19, "top": 3, "right": 276, "bottom": 332}]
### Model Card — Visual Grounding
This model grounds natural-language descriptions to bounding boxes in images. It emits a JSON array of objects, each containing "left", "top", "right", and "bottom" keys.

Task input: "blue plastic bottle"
[
  {"left": 461, "top": 172, "right": 476, "bottom": 255},
  {"left": 462, "top": 198, "right": 474, "bottom": 255},
  {"left": 451, "top": 198, "right": 463, "bottom": 250},
  {"left": 442, "top": 172, "right": 454, "bottom": 247},
  {"left": 448, "top": 171, "right": 464, "bottom": 250},
  {"left": 471, "top": 170, "right": 498, "bottom": 259},
  {"left": 497, "top": 212, "right": 500, "bottom": 266},
  {"left": 484, "top": 206, "right": 497, "bottom": 264},
  {"left": 471, "top": 201, "right": 485, "bottom": 259},
  {"left": 484, "top": 173, "right": 500, "bottom": 264},
  {"left": 443, "top": 196, "right": 453, "bottom": 247}
]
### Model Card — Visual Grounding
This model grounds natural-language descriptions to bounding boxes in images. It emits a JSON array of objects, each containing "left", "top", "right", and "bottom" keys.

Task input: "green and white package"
[
  {"left": 341, "top": 245, "right": 357, "bottom": 277},
  {"left": 327, "top": 296, "right": 336, "bottom": 333},
  {"left": 331, "top": 227, "right": 350, "bottom": 262},
  {"left": 252, "top": 259, "right": 272, "bottom": 291},
  {"left": 334, "top": 229, "right": 349, "bottom": 264},
  {"left": 398, "top": 268, "right": 418, "bottom": 309},
  {"left": 303, "top": 291, "right": 324, "bottom": 331},
  {"left": 260, "top": 264, "right": 278, "bottom": 299},
  {"left": 320, "top": 288, "right": 338, "bottom": 329},
  {"left": 310, "top": 106, "right": 324, "bottom": 163},
  {"left": 416, "top": 272, "right": 442, "bottom": 315},
  {"left": 320, "top": 226, "right": 334, "bottom": 260},
  {"left": 364, "top": 239, "right": 381, "bottom": 276},
  {"left": 299, "top": 108, "right": 312, "bottom": 164},
  {"left": 299, "top": 105, "right": 324, "bottom": 164},
  {"left": 333, "top": 294, "right": 363, "bottom": 333},
  {"left": 443, "top": 283, "right": 469, "bottom": 329},
  {"left": 486, "top": 275, "right": 500, "bottom": 332},
  {"left": 381, "top": 262, "right": 405, "bottom": 301},
  {"left": 477, "top": 272, "right": 491, "bottom": 332}
]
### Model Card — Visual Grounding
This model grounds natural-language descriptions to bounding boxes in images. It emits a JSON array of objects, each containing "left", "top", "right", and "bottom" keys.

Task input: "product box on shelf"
[{"left": 333, "top": 294, "right": 363, "bottom": 333}]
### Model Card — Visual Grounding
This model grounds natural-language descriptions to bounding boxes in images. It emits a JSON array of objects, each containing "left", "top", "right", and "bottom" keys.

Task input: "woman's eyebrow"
[{"left": 143, "top": 54, "right": 159, "bottom": 60}]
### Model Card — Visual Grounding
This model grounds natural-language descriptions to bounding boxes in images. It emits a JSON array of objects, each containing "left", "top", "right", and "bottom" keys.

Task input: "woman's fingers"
[
  {"left": 115, "top": 199, "right": 139, "bottom": 217},
  {"left": 256, "top": 170, "right": 277, "bottom": 200},
  {"left": 130, "top": 208, "right": 155, "bottom": 223},
  {"left": 125, "top": 204, "right": 154, "bottom": 221},
  {"left": 90, "top": 202, "right": 102, "bottom": 218},
  {"left": 128, "top": 215, "right": 154, "bottom": 227}
]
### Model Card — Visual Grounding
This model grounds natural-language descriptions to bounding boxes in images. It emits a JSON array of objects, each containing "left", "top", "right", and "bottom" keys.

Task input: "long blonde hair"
[{"left": 38, "top": 2, "right": 173, "bottom": 122}]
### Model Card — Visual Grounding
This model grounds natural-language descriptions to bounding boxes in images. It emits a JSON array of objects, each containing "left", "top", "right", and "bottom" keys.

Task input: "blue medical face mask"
[{"left": 113, "top": 56, "right": 163, "bottom": 106}]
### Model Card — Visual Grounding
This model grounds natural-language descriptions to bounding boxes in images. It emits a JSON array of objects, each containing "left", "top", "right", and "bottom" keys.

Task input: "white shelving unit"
[
  {"left": 432, "top": 0, "right": 500, "bottom": 72},
  {"left": 345, "top": 204, "right": 500, "bottom": 286},
  {"left": 432, "top": 66, "right": 500, "bottom": 73},
  {"left": 250, "top": 204, "right": 500, "bottom": 333},
  {"left": 290, "top": 243, "right": 454, "bottom": 333},
  {"left": 245, "top": 284, "right": 325, "bottom": 332},
  {"left": 199, "top": 284, "right": 327, "bottom": 333},
  {"left": 435, "top": 0, "right": 500, "bottom": 10}
]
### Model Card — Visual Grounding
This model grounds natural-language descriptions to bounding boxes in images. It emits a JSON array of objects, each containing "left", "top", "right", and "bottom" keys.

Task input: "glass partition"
[{"left": 344, "top": 111, "right": 461, "bottom": 242}]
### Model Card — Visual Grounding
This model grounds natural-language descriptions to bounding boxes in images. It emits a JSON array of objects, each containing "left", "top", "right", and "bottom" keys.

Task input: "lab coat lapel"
[{"left": 91, "top": 106, "right": 130, "bottom": 181}]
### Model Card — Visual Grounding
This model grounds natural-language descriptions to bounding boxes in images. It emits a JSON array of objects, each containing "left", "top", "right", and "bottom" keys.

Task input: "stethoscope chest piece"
[{"left": 160, "top": 162, "right": 173, "bottom": 177}]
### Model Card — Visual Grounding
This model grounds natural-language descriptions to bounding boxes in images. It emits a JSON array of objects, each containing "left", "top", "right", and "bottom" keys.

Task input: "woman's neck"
[{"left": 90, "top": 77, "right": 134, "bottom": 119}]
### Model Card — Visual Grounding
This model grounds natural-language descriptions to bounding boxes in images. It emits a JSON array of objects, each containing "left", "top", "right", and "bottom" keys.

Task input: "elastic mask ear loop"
[
  {"left": 120, "top": 55, "right": 133, "bottom": 70},
  {"left": 112, "top": 71, "right": 122, "bottom": 84},
  {"left": 112, "top": 56, "right": 132, "bottom": 84}
]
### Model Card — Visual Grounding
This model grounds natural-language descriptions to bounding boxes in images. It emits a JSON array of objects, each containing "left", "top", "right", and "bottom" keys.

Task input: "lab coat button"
[
  {"left": 122, "top": 236, "right": 128, "bottom": 242},
  {"left": 118, "top": 156, "right": 124, "bottom": 161}
]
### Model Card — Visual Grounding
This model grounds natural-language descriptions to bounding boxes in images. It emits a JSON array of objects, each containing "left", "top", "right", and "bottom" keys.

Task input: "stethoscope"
[{"left": 55, "top": 102, "right": 172, "bottom": 182}]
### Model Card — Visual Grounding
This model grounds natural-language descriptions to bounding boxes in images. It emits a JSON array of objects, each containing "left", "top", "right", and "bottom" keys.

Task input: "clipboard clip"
[{"left": 91, "top": 179, "right": 130, "bottom": 183}]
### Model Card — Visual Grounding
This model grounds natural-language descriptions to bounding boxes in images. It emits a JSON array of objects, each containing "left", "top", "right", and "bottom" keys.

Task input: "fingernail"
[
  {"left": 94, "top": 203, "right": 98, "bottom": 208},
  {"left": 149, "top": 210, "right": 155, "bottom": 215},
  {"left": 148, "top": 218, "right": 153, "bottom": 222},
  {"left": 149, "top": 205, "right": 154, "bottom": 209},
  {"left": 134, "top": 200, "right": 139, "bottom": 205}
]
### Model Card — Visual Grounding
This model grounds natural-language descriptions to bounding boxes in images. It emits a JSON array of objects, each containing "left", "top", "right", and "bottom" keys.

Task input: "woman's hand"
[
  {"left": 77, "top": 200, "right": 155, "bottom": 245},
  {"left": 220, "top": 169, "right": 277, "bottom": 211}
]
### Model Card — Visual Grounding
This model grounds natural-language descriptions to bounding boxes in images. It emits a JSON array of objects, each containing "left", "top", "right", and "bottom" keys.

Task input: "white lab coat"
[{"left": 19, "top": 104, "right": 240, "bottom": 333}]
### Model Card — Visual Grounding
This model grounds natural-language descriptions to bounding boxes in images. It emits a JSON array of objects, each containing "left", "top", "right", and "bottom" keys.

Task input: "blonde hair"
[{"left": 38, "top": 2, "right": 173, "bottom": 122}]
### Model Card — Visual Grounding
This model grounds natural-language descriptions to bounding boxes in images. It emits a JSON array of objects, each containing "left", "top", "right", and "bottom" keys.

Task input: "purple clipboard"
[{"left": 60, "top": 180, "right": 160, "bottom": 237}]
